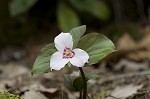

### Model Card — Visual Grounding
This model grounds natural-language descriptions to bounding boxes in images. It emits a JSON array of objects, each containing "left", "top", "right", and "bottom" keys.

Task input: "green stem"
[
  {"left": 79, "top": 67, "right": 87, "bottom": 99},
  {"left": 79, "top": 91, "right": 82, "bottom": 99}
]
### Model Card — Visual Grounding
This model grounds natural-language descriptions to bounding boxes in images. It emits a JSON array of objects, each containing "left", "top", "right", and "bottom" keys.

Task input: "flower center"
[{"left": 63, "top": 48, "right": 75, "bottom": 58}]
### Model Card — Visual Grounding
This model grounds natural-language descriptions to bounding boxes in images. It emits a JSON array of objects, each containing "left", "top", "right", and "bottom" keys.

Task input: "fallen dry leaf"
[
  {"left": 114, "top": 59, "right": 148, "bottom": 72},
  {"left": 117, "top": 33, "right": 137, "bottom": 50},
  {"left": 22, "top": 90, "right": 48, "bottom": 99},
  {"left": 127, "top": 50, "right": 150, "bottom": 61},
  {"left": 107, "top": 84, "right": 143, "bottom": 99},
  {"left": 0, "top": 63, "right": 29, "bottom": 78}
]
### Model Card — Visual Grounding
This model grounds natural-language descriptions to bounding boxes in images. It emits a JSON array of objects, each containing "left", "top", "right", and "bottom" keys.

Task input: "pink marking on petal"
[{"left": 63, "top": 47, "right": 75, "bottom": 59}]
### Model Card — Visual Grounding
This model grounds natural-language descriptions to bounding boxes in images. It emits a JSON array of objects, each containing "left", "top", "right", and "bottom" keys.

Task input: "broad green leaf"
[
  {"left": 78, "top": 33, "right": 115, "bottom": 65},
  {"left": 32, "top": 43, "right": 57, "bottom": 74},
  {"left": 87, "top": 82, "right": 95, "bottom": 91},
  {"left": 64, "top": 75, "right": 77, "bottom": 91},
  {"left": 69, "top": 25, "right": 86, "bottom": 48},
  {"left": 9, "top": 0, "right": 37, "bottom": 16},
  {"left": 85, "top": 71, "right": 100, "bottom": 80},
  {"left": 70, "top": 0, "right": 110, "bottom": 20},
  {"left": 73, "top": 77, "right": 84, "bottom": 91},
  {"left": 57, "top": 2, "right": 80, "bottom": 32}
]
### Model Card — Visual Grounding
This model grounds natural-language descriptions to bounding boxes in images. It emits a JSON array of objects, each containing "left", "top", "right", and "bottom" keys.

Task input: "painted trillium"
[
  {"left": 31, "top": 25, "right": 116, "bottom": 99},
  {"left": 50, "top": 32, "right": 89, "bottom": 70},
  {"left": 32, "top": 25, "right": 115, "bottom": 75}
]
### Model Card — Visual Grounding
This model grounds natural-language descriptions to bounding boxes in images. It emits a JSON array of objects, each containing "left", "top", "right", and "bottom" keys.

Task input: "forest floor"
[{"left": 1, "top": 26, "right": 150, "bottom": 99}]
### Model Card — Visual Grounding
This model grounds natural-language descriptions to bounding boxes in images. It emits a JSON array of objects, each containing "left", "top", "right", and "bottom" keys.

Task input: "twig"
[{"left": 106, "top": 95, "right": 120, "bottom": 99}]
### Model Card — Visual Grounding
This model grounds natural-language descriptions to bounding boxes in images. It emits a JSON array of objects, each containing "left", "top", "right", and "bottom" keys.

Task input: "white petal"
[
  {"left": 50, "top": 51, "right": 69, "bottom": 70},
  {"left": 70, "top": 48, "right": 89, "bottom": 67},
  {"left": 54, "top": 32, "right": 73, "bottom": 52},
  {"left": 70, "top": 57, "right": 84, "bottom": 67},
  {"left": 73, "top": 48, "right": 89, "bottom": 63}
]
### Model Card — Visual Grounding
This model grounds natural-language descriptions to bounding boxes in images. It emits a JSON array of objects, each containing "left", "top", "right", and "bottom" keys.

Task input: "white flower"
[{"left": 50, "top": 32, "right": 89, "bottom": 70}]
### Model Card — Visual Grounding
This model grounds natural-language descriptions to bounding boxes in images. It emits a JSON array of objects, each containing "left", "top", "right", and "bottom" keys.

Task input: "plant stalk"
[
  {"left": 79, "top": 67, "right": 87, "bottom": 99},
  {"left": 79, "top": 91, "right": 82, "bottom": 99}
]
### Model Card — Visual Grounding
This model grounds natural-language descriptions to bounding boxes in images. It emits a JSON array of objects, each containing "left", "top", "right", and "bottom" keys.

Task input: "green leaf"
[
  {"left": 64, "top": 74, "right": 77, "bottom": 91},
  {"left": 9, "top": 0, "right": 37, "bottom": 16},
  {"left": 32, "top": 43, "right": 57, "bottom": 74},
  {"left": 70, "top": 0, "right": 110, "bottom": 20},
  {"left": 69, "top": 25, "right": 86, "bottom": 48},
  {"left": 57, "top": 2, "right": 80, "bottom": 32},
  {"left": 87, "top": 82, "right": 95, "bottom": 91},
  {"left": 78, "top": 33, "right": 115, "bottom": 65},
  {"left": 73, "top": 77, "right": 84, "bottom": 91},
  {"left": 85, "top": 71, "right": 100, "bottom": 80}
]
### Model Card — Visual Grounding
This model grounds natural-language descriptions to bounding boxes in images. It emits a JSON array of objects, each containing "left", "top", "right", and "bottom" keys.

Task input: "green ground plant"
[{"left": 0, "top": 91, "right": 23, "bottom": 99}]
